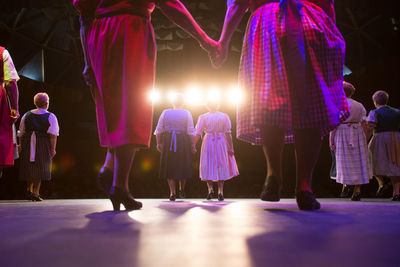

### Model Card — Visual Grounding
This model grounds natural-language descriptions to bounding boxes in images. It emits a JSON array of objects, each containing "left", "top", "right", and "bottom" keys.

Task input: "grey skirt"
[{"left": 369, "top": 131, "right": 400, "bottom": 177}]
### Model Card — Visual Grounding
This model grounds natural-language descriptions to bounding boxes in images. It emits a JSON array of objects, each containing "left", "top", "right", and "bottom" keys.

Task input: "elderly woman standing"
[
  {"left": 155, "top": 94, "right": 195, "bottom": 201},
  {"left": 367, "top": 91, "right": 400, "bottom": 201},
  {"left": 329, "top": 82, "right": 372, "bottom": 201},
  {"left": 73, "top": 0, "right": 217, "bottom": 210},
  {"left": 18, "top": 93, "right": 59, "bottom": 201},
  {"left": 212, "top": 0, "right": 348, "bottom": 209}
]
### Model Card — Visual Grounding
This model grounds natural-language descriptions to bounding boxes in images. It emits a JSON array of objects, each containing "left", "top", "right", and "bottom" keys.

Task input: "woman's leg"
[
  {"left": 27, "top": 182, "right": 33, "bottom": 193},
  {"left": 292, "top": 128, "right": 321, "bottom": 210},
  {"left": 101, "top": 148, "right": 114, "bottom": 171},
  {"left": 113, "top": 144, "right": 137, "bottom": 192},
  {"left": 207, "top": 181, "right": 214, "bottom": 193},
  {"left": 218, "top": 181, "right": 224, "bottom": 195},
  {"left": 179, "top": 180, "right": 186, "bottom": 192},
  {"left": 260, "top": 125, "right": 284, "bottom": 200},
  {"left": 293, "top": 128, "right": 321, "bottom": 193},
  {"left": 33, "top": 181, "right": 41, "bottom": 195},
  {"left": 168, "top": 179, "right": 176, "bottom": 196},
  {"left": 390, "top": 176, "right": 400, "bottom": 196}
]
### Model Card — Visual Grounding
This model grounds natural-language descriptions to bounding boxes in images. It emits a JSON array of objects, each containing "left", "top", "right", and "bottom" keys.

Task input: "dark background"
[{"left": 0, "top": 0, "right": 399, "bottom": 199}]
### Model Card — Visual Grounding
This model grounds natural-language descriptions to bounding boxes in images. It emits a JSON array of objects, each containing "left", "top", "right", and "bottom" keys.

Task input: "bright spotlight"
[
  {"left": 167, "top": 90, "right": 178, "bottom": 103},
  {"left": 185, "top": 85, "right": 203, "bottom": 106},
  {"left": 227, "top": 85, "right": 245, "bottom": 105},
  {"left": 148, "top": 89, "right": 161, "bottom": 103},
  {"left": 207, "top": 87, "right": 221, "bottom": 103}
]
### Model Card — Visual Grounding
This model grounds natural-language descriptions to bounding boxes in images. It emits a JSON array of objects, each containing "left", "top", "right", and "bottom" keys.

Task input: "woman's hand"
[
  {"left": 157, "top": 143, "right": 163, "bottom": 153},
  {"left": 10, "top": 109, "right": 20, "bottom": 123},
  {"left": 210, "top": 41, "right": 229, "bottom": 69},
  {"left": 191, "top": 144, "right": 197, "bottom": 154},
  {"left": 82, "top": 65, "right": 95, "bottom": 87},
  {"left": 17, "top": 144, "right": 22, "bottom": 153}
]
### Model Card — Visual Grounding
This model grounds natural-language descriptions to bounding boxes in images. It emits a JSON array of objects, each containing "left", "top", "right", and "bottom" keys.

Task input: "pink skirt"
[
  {"left": 237, "top": 2, "right": 349, "bottom": 144},
  {"left": 0, "top": 86, "right": 14, "bottom": 166},
  {"left": 87, "top": 14, "right": 156, "bottom": 148}
]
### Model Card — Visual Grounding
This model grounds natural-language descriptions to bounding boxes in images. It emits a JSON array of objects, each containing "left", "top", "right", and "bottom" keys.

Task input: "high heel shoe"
[
  {"left": 296, "top": 191, "right": 320, "bottom": 210},
  {"left": 178, "top": 190, "right": 185, "bottom": 199},
  {"left": 32, "top": 194, "right": 43, "bottom": 202},
  {"left": 98, "top": 167, "right": 113, "bottom": 193},
  {"left": 218, "top": 193, "right": 224, "bottom": 201},
  {"left": 260, "top": 176, "right": 281, "bottom": 202},
  {"left": 206, "top": 191, "right": 214, "bottom": 200},
  {"left": 109, "top": 187, "right": 142, "bottom": 211},
  {"left": 169, "top": 194, "right": 176, "bottom": 201}
]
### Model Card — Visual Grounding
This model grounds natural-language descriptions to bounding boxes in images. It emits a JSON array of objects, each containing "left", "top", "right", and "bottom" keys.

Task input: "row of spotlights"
[{"left": 148, "top": 85, "right": 245, "bottom": 105}]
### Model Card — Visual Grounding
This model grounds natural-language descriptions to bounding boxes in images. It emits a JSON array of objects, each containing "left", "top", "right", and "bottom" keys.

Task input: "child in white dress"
[{"left": 194, "top": 101, "right": 239, "bottom": 201}]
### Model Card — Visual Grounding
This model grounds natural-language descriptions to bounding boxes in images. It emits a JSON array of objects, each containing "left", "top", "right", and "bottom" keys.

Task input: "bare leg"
[
  {"left": 353, "top": 184, "right": 361, "bottom": 194},
  {"left": 33, "top": 181, "right": 41, "bottom": 195},
  {"left": 218, "top": 181, "right": 224, "bottom": 195},
  {"left": 375, "top": 176, "right": 385, "bottom": 188},
  {"left": 112, "top": 144, "right": 137, "bottom": 192},
  {"left": 207, "top": 181, "right": 214, "bottom": 193},
  {"left": 179, "top": 180, "right": 186, "bottom": 191},
  {"left": 27, "top": 182, "right": 33, "bottom": 193},
  {"left": 168, "top": 179, "right": 176, "bottom": 196},
  {"left": 390, "top": 176, "right": 400, "bottom": 196}
]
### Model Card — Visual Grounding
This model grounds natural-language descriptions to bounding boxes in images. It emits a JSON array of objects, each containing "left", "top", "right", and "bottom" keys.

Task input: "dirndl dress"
[{"left": 237, "top": 0, "right": 349, "bottom": 144}]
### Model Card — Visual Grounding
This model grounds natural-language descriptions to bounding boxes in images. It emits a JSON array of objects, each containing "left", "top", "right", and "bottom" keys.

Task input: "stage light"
[
  {"left": 206, "top": 86, "right": 221, "bottom": 103},
  {"left": 167, "top": 90, "right": 178, "bottom": 103},
  {"left": 148, "top": 88, "right": 161, "bottom": 103},
  {"left": 185, "top": 84, "right": 203, "bottom": 106},
  {"left": 227, "top": 85, "right": 245, "bottom": 105}
]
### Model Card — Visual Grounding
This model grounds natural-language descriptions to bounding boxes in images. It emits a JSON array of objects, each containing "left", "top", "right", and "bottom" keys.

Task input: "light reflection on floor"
[{"left": 0, "top": 199, "right": 399, "bottom": 267}]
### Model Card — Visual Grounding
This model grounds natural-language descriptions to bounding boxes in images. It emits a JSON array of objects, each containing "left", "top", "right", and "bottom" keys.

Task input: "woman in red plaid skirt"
[{"left": 212, "top": 0, "right": 349, "bottom": 209}]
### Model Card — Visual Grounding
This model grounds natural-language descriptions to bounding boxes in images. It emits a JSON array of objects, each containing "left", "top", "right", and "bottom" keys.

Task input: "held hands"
[
  {"left": 50, "top": 149, "right": 56, "bottom": 158},
  {"left": 199, "top": 36, "right": 228, "bottom": 69},
  {"left": 10, "top": 109, "right": 20, "bottom": 123},
  {"left": 82, "top": 65, "right": 95, "bottom": 87}
]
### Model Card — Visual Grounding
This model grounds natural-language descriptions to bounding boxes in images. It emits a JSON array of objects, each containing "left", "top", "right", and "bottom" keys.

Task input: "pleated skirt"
[{"left": 159, "top": 132, "right": 192, "bottom": 180}]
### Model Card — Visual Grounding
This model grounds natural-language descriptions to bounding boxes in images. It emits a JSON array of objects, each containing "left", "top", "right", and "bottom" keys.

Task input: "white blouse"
[
  {"left": 2, "top": 49, "right": 20, "bottom": 82},
  {"left": 18, "top": 109, "right": 60, "bottom": 137},
  {"left": 154, "top": 109, "right": 195, "bottom": 135},
  {"left": 195, "top": 112, "right": 232, "bottom": 135},
  {"left": 343, "top": 98, "right": 366, "bottom": 123}
]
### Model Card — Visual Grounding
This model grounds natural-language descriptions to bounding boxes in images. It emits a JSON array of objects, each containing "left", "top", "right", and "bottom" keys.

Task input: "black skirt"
[
  {"left": 19, "top": 133, "right": 52, "bottom": 182},
  {"left": 159, "top": 132, "right": 192, "bottom": 180}
]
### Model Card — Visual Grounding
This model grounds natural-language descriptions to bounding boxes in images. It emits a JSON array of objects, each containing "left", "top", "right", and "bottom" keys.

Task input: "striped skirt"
[
  {"left": 332, "top": 123, "right": 372, "bottom": 185},
  {"left": 19, "top": 133, "right": 52, "bottom": 182}
]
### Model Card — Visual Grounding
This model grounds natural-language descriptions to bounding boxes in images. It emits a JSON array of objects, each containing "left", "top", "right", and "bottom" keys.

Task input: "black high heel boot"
[
  {"left": 109, "top": 187, "right": 142, "bottom": 211},
  {"left": 260, "top": 176, "right": 282, "bottom": 202}
]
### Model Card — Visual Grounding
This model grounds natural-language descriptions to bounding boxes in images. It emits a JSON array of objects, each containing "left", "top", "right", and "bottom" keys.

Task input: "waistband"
[{"left": 95, "top": 10, "right": 150, "bottom": 20}]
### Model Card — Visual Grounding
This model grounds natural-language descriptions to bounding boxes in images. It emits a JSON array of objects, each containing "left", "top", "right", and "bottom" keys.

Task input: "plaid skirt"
[
  {"left": 237, "top": 2, "right": 349, "bottom": 144},
  {"left": 331, "top": 123, "right": 372, "bottom": 185}
]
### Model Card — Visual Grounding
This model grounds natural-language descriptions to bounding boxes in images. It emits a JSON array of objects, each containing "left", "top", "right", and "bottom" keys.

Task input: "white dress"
[
  {"left": 195, "top": 112, "right": 239, "bottom": 181},
  {"left": 331, "top": 98, "right": 372, "bottom": 185}
]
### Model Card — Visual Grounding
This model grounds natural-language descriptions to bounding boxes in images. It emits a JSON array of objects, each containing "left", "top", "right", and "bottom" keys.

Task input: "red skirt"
[
  {"left": 87, "top": 14, "right": 156, "bottom": 148},
  {"left": 0, "top": 86, "right": 14, "bottom": 166}
]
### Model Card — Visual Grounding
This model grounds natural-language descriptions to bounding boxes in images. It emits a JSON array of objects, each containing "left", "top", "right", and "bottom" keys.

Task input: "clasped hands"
[{"left": 199, "top": 36, "right": 229, "bottom": 69}]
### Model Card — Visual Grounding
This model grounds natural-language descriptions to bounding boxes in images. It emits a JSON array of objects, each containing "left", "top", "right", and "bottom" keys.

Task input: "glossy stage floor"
[{"left": 0, "top": 198, "right": 399, "bottom": 267}]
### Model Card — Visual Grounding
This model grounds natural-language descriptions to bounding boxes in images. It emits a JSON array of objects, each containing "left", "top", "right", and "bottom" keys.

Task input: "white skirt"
[
  {"left": 332, "top": 123, "right": 372, "bottom": 185},
  {"left": 199, "top": 133, "right": 239, "bottom": 181}
]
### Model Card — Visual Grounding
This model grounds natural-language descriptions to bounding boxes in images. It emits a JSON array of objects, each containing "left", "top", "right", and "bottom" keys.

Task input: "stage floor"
[{"left": 0, "top": 198, "right": 399, "bottom": 267}]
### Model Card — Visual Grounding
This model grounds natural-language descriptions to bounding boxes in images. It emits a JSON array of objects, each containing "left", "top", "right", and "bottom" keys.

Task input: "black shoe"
[
  {"left": 109, "top": 187, "right": 142, "bottom": 211},
  {"left": 169, "top": 194, "right": 176, "bottom": 201},
  {"left": 376, "top": 184, "right": 390, "bottom": 198},
  {"left": 206, "top": 191, "right": 214, "bottom": 200},
  {"left": 218, "top": 193, "right": 224, "bottom": 201},
  {"left": 296, "top": 191, "right": 320, "bottom": 210},
  {"left": 98, "top": 167, "right": 113, "bottom": 193},
  {"left": 392, "top": 195, "right": 400, "bottom": 201},
  {"left": 26, "top": 191, "right": 34, "bottom": 201},
  {"left": 351, "top": 192, "right": 361, "bottom": 201},
  {"left": 340, "top": 185, "right": 353, "bottom": 198},
  {"left": 32, "top": 194, "right": 44, "bottom": 202},
  {"left": 178, "top": 190, "right": 185, "bottom": 199},
  {"left": 260, "top": 176, "right": 281, "bottom": 202}
]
